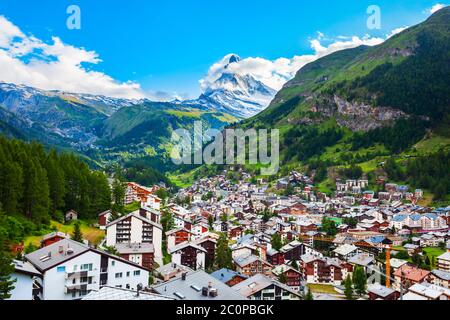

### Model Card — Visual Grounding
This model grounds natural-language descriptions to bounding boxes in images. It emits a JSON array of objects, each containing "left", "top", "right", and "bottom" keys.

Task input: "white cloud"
[
  {"left": 200, "top": 33, "right": 388, "bottom": 92},
  {"left": 427, "top": 3, "right": 446, "bottom": 14},
  {"left": 0, "top": 15, "right": 145, "bottom": 99},
  {"left": 387, "top": 27, "right": 409, "bottom": 38}
]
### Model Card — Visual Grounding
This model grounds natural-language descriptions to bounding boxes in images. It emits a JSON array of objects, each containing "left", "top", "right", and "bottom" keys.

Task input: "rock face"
[{"left": 330, "top": 95, "right": 407, "bottom": 131}]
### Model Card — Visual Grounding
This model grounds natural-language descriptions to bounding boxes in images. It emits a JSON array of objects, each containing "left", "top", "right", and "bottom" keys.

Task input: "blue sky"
[{"left": 0, "top": 0, "right": 446, "bottom": 98}]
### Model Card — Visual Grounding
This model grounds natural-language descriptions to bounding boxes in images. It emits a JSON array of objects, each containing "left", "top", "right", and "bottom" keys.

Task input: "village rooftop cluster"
[{"left": 7, "top": 169, "right": 450, "bottom": 301}]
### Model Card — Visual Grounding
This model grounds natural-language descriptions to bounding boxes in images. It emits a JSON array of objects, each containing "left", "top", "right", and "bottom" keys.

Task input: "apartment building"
[
  {"left": 24, "top": 239, "right": 149, "bottom": 300},
  {"left": 106, "top": 211, "right": 163, "bottom": 266}
]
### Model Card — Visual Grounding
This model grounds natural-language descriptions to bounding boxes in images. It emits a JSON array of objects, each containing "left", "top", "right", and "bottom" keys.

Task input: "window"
[
  {"left": 115, "top": 272, "right": 123, "bottom": 278},
  {"left": 57, "top": 266, "right": 66, "bottom": 273},
  {"left": 134, "top": 270, "right": 141, "bottom": 276},
  {"left": 126, "top": 271, "right": 130, "bottom": 277},
  {"left": 112, "top": 261, "right": 116, "bottom": 267},
  {"left": 81, "top": 264, "right": 93, "bottom": 271}
]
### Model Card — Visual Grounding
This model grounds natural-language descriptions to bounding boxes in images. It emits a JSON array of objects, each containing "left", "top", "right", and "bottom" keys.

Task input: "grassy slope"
[{"left": 24, "top": 220, "right": 105, "bottom": 247}]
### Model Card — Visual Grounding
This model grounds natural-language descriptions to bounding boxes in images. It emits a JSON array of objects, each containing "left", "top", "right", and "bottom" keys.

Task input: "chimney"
[
  {"left": 209, "top": 288, "right": 218, "bottom": 298},
  {"left": 58, "top": 246, "right": 64, "bottom": 254},
  {"left": 181, "top": 272, "right": 187, "bottom": 281}
]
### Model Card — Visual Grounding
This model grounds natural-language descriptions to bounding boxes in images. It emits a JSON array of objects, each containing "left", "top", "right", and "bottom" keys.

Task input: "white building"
[
  {"left": 25, "top": 239, "right": 149, "bottom": 300},
  {"left": 106, "top": 211, "right": 163, "bottom": 266},
  {"left": 7, "top": 260, "right": 41, "bottom": 300}
]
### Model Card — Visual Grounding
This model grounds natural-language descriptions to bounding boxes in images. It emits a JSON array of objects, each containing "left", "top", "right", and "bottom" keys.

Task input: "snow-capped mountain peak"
[{"left": 192, "top": 54, "right": 277, "bottom": 118}]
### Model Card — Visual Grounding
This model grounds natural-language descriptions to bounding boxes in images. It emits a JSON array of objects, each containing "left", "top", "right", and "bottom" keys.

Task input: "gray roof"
[
  {"left": 232, "top": 274, "right": 301, "bottom": 298},
  {"left": 168, "top": 242, "right": 207, "bottom": 254},
  {"left": 12, "top": 259, "right": 41, "bottom": 277},
  {"left": 25, "top": 238, "right": 90, "bottom": 272},
  {"left": 367, "top": 284, "right": 396, "bottom": 298},
  {"left": 152, "top": 270, "right": 247, "bottom": 300},
  {"left": 115, "top": 243, "right": 154, "bottom": 255},
  {"left": 82, "top": 286, "right": 174, "bottom": 301},
  {"left": 438, "top": 252, "right": 450, "bottom": 262},
  {"left": 41, "top": 232, "right": 69, "bottom": 242},
  {"left": 107, "top": 211, "right": 163, "bottom": 230},
  {"left": 348, "top": 253, "right": 375, "bottom": 267},
  {"left": 432, "top": 269, "right": 450, "bottom": 281},
  {"left": 26, "top": 238, "right": 148, "bottom": 273}
]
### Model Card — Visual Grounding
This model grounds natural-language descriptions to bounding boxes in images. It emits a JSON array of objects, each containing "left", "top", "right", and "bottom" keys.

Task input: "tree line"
[{"left": 0, "top": 137, "right": 112, "bottom": 229}]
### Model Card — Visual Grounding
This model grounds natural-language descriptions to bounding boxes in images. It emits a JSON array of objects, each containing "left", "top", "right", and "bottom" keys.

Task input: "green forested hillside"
[{"left": 0, "top": 137, "right": 111, "bottom": 234}]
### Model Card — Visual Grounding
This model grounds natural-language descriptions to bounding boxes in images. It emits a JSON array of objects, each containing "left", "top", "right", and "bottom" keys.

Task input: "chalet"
[
  {"left": 232, "top": 274, "right": 301, "bottom": 300},
  {"left": 347, "top": 253, "right": 375, "bottom": 274},
  {"left": 430, "top": 269, "right": 450, "bottom": 289},
  {"left": 166, "top": 228, "right": 193, "bottom": 251},
  {"left": 301, "top": 254, "right": 353, "bottom": 285},
  {"left": 289, "top": 203, "right": 308, "bottom": 215},
  {"left": 65, "top": 210, "right": 78, "bottom": 222},
  {"left": 437, "top": 252, "right": 450, "bottom": 272},
  {"left": 231, "top": 244, "right": 257, "bottom": 259},
  {"left": 333, "top": 244, "right": 360, "bottom": 260},
  {"left": 404, "top": 282, "right": 450, "bottom": 300},
  {"left": 272, "top": 265, "right": 303, "bottom": 292},
  {"left": 266, "top": 249, "right": 285, "bottom": 266},
  {"left": 169, "top": 242, "right": 206, "bottom": 271},
  {"left": 115, "top": 243, "right": 155, "bottom": 271},
  {"left": 211, "top": 268, "right": 248, "bottom": 287},
  {"left": 229, "top": 226, "right": 244, "bottom": 240},
  {"left": 367, "top": 284, "right": 400, "bottom": 300},
  {"left": 141, "top": 194, "right": 162, "bottom": 211},
  {"left": 393, "top": 264, "right": 431, "bottom": 291},
  {"left": 125, "top": 182, "right": 155, "bottom": 205},
  {"left": 40, "top": 232, "right": 70, "bottom": 248},
  {"left": 195, "top": 236, "right": 217, "bottom": 269},
  {"left": 233, "top": 255, "right": 273, "bottom": 277},
  {"left": 280, "top": 241, "right": 307, "bottom": 263},
  {"left": 98, "top": 210, "right": 112, "bottom": 230}
]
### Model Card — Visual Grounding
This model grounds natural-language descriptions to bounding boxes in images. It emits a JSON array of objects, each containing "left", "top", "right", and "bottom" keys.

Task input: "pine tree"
[
  {"left": 0, "top": 247, "right": 16, "bottom": 300},
  {"left": 71, "top": 222, "right": 84, "bottom": 243},
  {"left": 45, "top": 150, "right": 65, "bottom": 218},
  {"left": 271, "top": 233, "right": 283, "bottom": 251},
  {"left": 0, "top": 220, "right": 16, "bottom": 300},
  {"left": 344, "top": 275, "right": 354, "bottom": 300},
  {"left": 278, "top": 272, "right": 287, "bottom": 284},
  {"left": 304, "top": 288, "right": 314, "bottom": 300},
  {"left": 111, "top": 178, "right": 125, "bottom": 214},
  {"left": 214, "top": 233, "right": 233, "bottom": 269},
  {"left": 352, "top": 266, "right": 367, "bottom": 296}
]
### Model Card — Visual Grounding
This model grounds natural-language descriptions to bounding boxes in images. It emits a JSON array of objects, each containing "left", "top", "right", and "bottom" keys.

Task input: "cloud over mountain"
[{"left": 200, "top": 33, "right": 390, "bottom": 93}]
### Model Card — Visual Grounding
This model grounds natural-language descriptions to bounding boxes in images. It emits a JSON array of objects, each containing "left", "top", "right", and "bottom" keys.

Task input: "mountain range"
[{"left": 0, "top": 6, "right": 449, "bottom": 198}]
